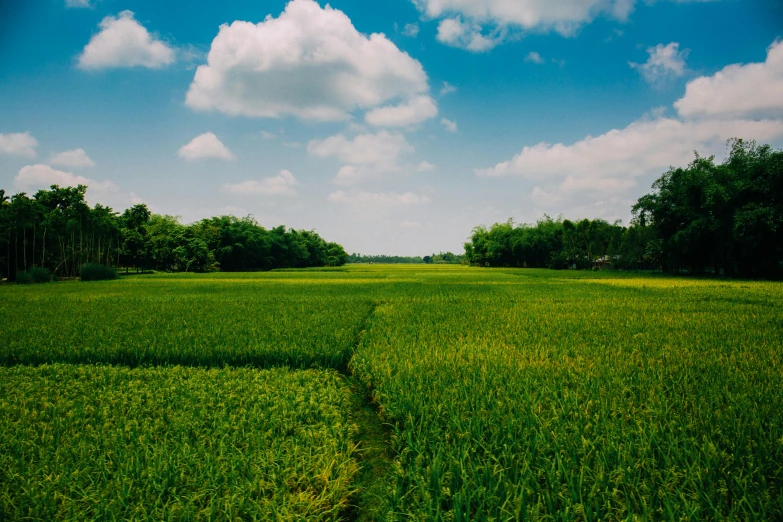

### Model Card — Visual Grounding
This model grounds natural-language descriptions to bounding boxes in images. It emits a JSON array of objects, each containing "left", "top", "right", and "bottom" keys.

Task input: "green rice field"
[{"left": 1, "top": 266, "right": 782, "bottom": 520}]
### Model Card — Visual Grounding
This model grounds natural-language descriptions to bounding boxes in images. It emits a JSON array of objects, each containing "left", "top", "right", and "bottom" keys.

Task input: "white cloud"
[
  {"left": 436, "top": 17, "right": 503, "bottom": 52},
  {"left": 403, "top": 23, "right": 420, "bottom": 37},
  {"left": 221, "top": 169, "right": 299, "bottom": 196},
  {"left": 401, "top": 220, "right": 423, "bottom": 229},
  {"left": 365, "top": 95, "right": 438, "bottom": 127},
  {"left": 675, "top": 39, "right": 783, "bottom": 119},
  {"left": 415, "top": 0, "right": 713, "bottom": 50},
  {"left": 49, "top": 148, "right": 95, "bottom": 168},
  {"left": 630, "top": 42, "right": 688, "bottom": 84},
  {"left": 418, "top": 0, "right": 635, "bottom": 47},
  {"left": 477, "top": 117, "right": 783, "bottom": 184},
  {"left": 14, "top": 164, "right": 118, "bottom": 195},
  {"left": 525, "top": 51, "right": 545, "bottom": 64},
  {"left": 328, "top": 190, "right": 431, "bottom": 211},
  {"left": 66, "top": 0, "right": 91, "bottom": 7},
  {"left": 0, "top": 132, "right": 37, "bottom": 157},
  {"left": 309, "top": 131, "right": 415, "bottom": 185},
  {"left": 441, "top": 118, "right": 458, "bottom": 132},
  {"left": 78, "top": 11, "right": 175, "bottom": 70},
  {"left": 308, "top": 131, "right": 413, "bottom": 166},
  {"left": 178, "top": 133, "right": 234, "bottom": 161},
  {"left": 186, "top": 0, "right": 432, "bottom": 122},
  {"left": 332, "top": 165, "right": 366, "bottom": 186},
  {"left": 440, "top": 81, "right": 457, "bottom": 95},
  {"left": 477, "top": 38, "right": 783, "bottom": 223},
  {"left": 260, "top": 131, "right": 276, "bottom": 140}
]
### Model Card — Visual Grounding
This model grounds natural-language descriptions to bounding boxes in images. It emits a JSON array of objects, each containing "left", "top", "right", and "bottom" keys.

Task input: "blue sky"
[{"left": 1, "top": 0, "right": 782, "bottom": 255}]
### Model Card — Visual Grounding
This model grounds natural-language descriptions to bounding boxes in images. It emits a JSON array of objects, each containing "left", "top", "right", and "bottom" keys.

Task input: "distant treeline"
[
  {"left": 466, "top": 139, "right": 783, "bottom": 278},
  {"left": 348, "top": 254, "right": 424, "bottom": 264},
  {"left": 0, "top": 185, "right": 348, "bottom": 281},
  {"left": 348, "top": 252, "right": 464, "bottom": 264},
  {"left": 424, "top": 252, "right": 464, "bottom": 264}
]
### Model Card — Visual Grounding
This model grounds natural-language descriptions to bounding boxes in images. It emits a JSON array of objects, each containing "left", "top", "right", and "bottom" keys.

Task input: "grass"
[
  {"left": 0, "top": 364, "right": 357, "bottom": 521},
  {"left": 0, "top": 272, "right": 375, "bottom": 369},
  {"left": 350, "top": 268, "right": 783, "bottom": 520},
  {"left": 1, "top": 265, "right": 782, "bottom": 520}
]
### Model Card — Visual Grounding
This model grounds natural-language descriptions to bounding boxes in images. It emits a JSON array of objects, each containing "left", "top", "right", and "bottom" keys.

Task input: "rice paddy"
[{"left": 1, "top": 266, "right": 782, "bottom": 520}]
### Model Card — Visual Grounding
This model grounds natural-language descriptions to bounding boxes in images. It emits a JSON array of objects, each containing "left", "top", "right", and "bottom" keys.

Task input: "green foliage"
[
  {"left": 633, "top": 139, "right": 783, "bottom": 277},
  {"left": 0, "top": 273, "right": 374, "bottom": 369},
  {"left": 428, "top": 251, "right": 463, "bottom": 264},
  {"left": 15, "top": 266, "right": 51, "bottom": 284},
  {"left": 465, "top": 139, "right": 782, "bottom": 278},
  {"left": 0, "top": 187, "right": 347, "bottom": 279},
  {"left": 348, "top": 253, "right": 424, "bottom": 264},
  {"left": 79, "top": 263, "right": 117, "bottom": 281},
  {"left": 465, "top": 216, "right": 628, "bottom": 269},
  {"left": 348, "top": 266, "right": 783, "bottom": 519},
  {"left": 0, "top": 364, "right": 357, "bottom": 520}
]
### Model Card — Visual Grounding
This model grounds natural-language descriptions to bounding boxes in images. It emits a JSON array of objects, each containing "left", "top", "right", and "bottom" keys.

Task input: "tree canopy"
[
  {"left": 0, "top": 185, "right": 348, "bottom": 281},
  {"left": 465, "top": 139, "right": 783, "bottom": 278}
]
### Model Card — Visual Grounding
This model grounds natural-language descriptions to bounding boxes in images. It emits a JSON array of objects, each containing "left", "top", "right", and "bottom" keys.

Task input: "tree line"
[
  {"left": 423, "top": 252, "right": 463, "bottom": 264},
  {"left": 347, "top": 252, "right": 464, "bottom": 264},
  {"left": 0, "top": 185, "right": 348, "bottom": 281},
  {"left": 465, "top": 139, "right": 783, "bottom": 279},
  {"left": 347, "top": 254, "right": 424, "bottom": 264}
]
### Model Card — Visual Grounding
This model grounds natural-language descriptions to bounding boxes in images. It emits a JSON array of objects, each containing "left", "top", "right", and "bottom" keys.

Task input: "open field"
[
  {"left": 1, "top": 266, "right": 782, "bottom": 520},
  {"left": 0, "top": 365, "right": 357, "bottom": 521}
]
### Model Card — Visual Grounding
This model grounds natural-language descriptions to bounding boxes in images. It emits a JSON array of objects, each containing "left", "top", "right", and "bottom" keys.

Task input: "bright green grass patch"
[
  {"left": 0, "top": 364, "right": 357, "bottom": 521},
  {"left": 0, "top": 273, "right": 375, "bottom": 369},
  {"left": 349, "top": 268, "right": 783, "bottom": 520}
]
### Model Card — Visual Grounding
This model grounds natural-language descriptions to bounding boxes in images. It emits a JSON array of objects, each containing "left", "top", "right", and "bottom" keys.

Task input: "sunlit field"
[{"left": 2, "top": 265, "right": 782, "bottom": 520}]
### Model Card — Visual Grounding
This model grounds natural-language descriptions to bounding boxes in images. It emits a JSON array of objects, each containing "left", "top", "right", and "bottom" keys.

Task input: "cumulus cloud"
[
  {"left": 417, "top": 0, "right": 634, "bottom": 50},
  {"left": 0, "top": 132, "right": 37, "bottom": 157},
  {"left": 78, "top": 10, "right": 175, "bottom": 70},
  {"left": 308, "top": 131, "right": 413, "bottom": 166},
  {"left": 14, "top": 164, "right": 118, "bottom": 195},
  {"left": 49, "top": 148, "right": 95, "bottom": 168},
  {"left": 675, "top": 39, "right": 783, "bottom": 119},
  {"left": 328, "top": 190, "right": 431, "bottom": 211},
  {"left": 415, "top": 0, "right": 714, "bottom": 51},
  {"left": 186, "top": 0, "right": 434, "bottom": 123},
  {"left": 441, "top": 118, "right": 458, "bottom": 132},
  {"left": 478, "top": 117, "right": 783, "bottom": 183},
  {"left": 525, "top": 51, "right": 545, "bottom": 64},
  {"left": 221, "top": 170, "right": 299, "bottom": 196},
  {"left": 65, "top": 0, "right": 91, "bottom": 8},
  {"left": 178, "top": 133, "right": 234, "bottom": 161},
  {"left": 477, "top": 38, "right": 783, "bottom": 220},
  {"left": 436, "top": 17, "right": 503, "bottom": 52},
  {"left": 309, "top": 130, "right": 415, "bottom": 185},
  {"left": 630, "top": 42, "right": 688, "bottom": 84},
  {"left": 478, "top": 116, "right": 783, "bottom": 219},
  {"left": 365, "top": 96, "right": 438, "bottom": 127}
]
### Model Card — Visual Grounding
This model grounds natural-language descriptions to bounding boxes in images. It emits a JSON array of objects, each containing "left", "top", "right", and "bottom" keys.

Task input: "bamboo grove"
[
  {"left": 465, "top": 139, "right": 783, "bottom": 278},
  {"left": 0, "top": 185, "right": 348, "bottom": 281}
]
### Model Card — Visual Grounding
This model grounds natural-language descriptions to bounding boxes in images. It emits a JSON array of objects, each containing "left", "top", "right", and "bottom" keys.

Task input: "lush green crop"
[
  {"left": 0, "top": 272, "right": 374, "bottom": 369},
  {"left": 2, "top": 266, "right": 782, "bottom": 520},
  {"left": 0, "top": 364, "right": 357, "bottom": 521},
  {"left": 351, "top": 270, "right": 783, "bottom": 520}
]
